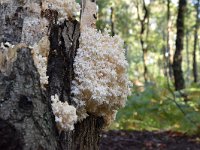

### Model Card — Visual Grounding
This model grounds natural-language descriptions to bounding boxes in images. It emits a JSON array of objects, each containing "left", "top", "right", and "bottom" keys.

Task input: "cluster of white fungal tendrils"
[
  {"left": 72, "top": 27, "right": 131, "bottom": 125},
  {"left": 51, "top": 94, "right": 78, "bottom": 131},
  {"left": 31, "top": 36, "right": 50, "bottom": 88},
  {"left": 42, "top": 0, "right": 80, "bottom": 21}
]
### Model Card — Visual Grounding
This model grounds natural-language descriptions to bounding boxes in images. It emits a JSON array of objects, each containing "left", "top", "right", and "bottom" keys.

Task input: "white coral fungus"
[
  {"left": 72, "top": 27, "right": 131, "bottom": 125},
  {"left": 42, "top": 0, "right": 80, "bottom": 20},
  {"left": 51, "top": 94, "right": 78, "bottom": 131}
]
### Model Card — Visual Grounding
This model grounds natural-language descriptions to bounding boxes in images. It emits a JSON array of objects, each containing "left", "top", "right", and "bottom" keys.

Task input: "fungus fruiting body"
[
  {"left": 51, "top": 94, "right": 78, "bottom": 131},
  {"left": 42, "top": 0, "right": 80, "bottom": 21},
  {"left": 31, "top": 36, "right": 50, "bottom": 88},
  {"left": 72, "top": 27, "right": 131, "bottom": 125}
]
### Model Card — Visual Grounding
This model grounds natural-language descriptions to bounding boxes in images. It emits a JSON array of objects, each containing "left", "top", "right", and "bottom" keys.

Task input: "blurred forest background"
[{"left": 83, "top": 0, "right": 200, "bottom": 134}]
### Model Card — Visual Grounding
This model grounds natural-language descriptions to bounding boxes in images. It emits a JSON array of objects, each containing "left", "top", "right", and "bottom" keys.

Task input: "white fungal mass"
[
  {"left": 51, "top": 94, "right": 78, "bottom": 131},
  {"left": 72, "top": 27, "right": 131, "bottom": 125},
  {"left": 32, "top": 36, "right": 50, "bottom": 88},
  {"left": 42, "top": 0, "right": 80, "bottom": 20}
]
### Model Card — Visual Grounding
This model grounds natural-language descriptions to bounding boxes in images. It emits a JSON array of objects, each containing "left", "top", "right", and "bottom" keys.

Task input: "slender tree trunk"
[
  {"left": 173, "top": 0, "right": 187, "bottom": 90},
  {"left": 0, "top": 0, "right": 104, "bottom": 149},
  {"left": 193, "top": 0, "right": 200, "bottom": 83},
  {"left": 136, "top": 0, "right": 149, "bottom": 82},
  {"left": 186, "top": 29, "right": 190, "bottom": 82},
  {"left": 110, "top": 7, "right": 115, "bottom": 36},
  {"left": 166, "top": 0, "right": 173, "bottom": 78}
]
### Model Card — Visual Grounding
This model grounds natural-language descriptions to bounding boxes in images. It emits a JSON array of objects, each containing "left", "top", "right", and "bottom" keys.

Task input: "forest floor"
[{"left": 100, "top": 130, "right": 200, "bottom": 150}]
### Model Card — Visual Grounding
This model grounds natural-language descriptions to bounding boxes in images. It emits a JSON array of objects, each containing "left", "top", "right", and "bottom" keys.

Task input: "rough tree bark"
[
  {"left": 173, "top": 0, "right": 187, "bottom": 90},
  {"left": 48, "top": 21, "right": 104, "bottom": 150},
  {"left": 193, "top": 0, "right": 200, "bottom": 83},
  {"left": 0, "top": 0, "right": 104, "bottom": 150},
  {"left": 0, "top": 47, "right": 59, "bottom": 150}
]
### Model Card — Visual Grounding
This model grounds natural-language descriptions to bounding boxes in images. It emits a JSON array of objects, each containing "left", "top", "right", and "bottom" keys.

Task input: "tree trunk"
[
  {"left": 193, "top": 0, "right": 200, "bottom": 83},
  {"left": 172, "top": 0, "right": 187, "bottom": 90},
  {"left": 186, "top": 29, "right": 190, "bottom": 82},
  {"left": 48, "top": 22, "right": 104, "bottom": 150},
  {"left": 166, "top": 0, "right": 173, "bottom": 78},
  {"left": 136, "top": 0, "right": 149, "bottom": 82},
  {"left": 0, "top": 46, "right": 59, "bottom": 150},
  {"left": 110, "top": 7, "right": 115, "bottom": 36},
  {"left": 0, "top": 1, "right": 104, "bottom": 150}
]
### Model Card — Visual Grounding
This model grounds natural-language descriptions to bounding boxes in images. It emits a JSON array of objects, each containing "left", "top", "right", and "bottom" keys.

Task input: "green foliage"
[{"left": 110, "top": 80, "right": 200, "bottom": 134}]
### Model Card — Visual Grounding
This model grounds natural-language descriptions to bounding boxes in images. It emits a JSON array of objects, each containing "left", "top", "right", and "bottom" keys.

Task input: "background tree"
[
  {"left": 110, "top": 7, "right": 115, "bottom": 36},
  {"left": 166, "top": 0, "right": 174, "bottom": 78},
  {"left": 135, "top": 0, "right": 150, "bottom": 82},
  {"left": 173, "top": 0, "right": 187, "bottom": 90},
  {"left": 193, "top": 0, "right": 200, "bottom": 83}
]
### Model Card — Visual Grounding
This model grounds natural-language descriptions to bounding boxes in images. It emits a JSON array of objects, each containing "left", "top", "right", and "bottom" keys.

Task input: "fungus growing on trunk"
[
  {"left": 51, "top": 94, "right": 77, "bottom": 131},
  {"left": 72, "top": 27, "right": 131, "bottom": 125},
  {"left": 41, "top": 0, "right": 80, "bottom": 21},
  {"left": 31, "top": 36, "right": 50, "bottom": 88}
]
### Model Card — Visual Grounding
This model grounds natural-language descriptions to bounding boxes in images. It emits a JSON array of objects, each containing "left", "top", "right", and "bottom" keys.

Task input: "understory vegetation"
[
  {"left": 93, "top": 0, "right": 200, "bottom": 134},
  {"left": 112, "top": 82, "right": 200, "bottom": 134}
]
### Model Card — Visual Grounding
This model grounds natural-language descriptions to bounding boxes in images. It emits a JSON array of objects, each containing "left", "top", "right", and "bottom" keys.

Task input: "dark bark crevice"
[
  {"left": 0, "top": 118, "right": 23, "bottom": 150},
  {"left": 48, "top": 20, "right": 104, "bottom": 150}
]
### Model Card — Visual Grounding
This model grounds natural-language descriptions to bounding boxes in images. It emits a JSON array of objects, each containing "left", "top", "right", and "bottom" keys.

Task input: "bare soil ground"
[{"left": 100, "top": 130, "right": 200, "bottom": 150}]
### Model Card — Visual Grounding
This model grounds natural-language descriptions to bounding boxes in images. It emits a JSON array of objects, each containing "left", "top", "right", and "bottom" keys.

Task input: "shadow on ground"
[{"left": 100, "top": 130, "right": 200, "bottom": 150}]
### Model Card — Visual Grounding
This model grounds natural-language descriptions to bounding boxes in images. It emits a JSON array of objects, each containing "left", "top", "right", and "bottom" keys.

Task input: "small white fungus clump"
[
  {"left": 72, "top": 27, "right": 131, "bottom": 125},
  {"left": 32, "top": 36, "right": 50, "bottom": 88},
  {"left": 51, "top": 94, "right": 78, "bottom": 131},
  {"left": 42, "top": 0, "right": 80, "bottom": 20}
]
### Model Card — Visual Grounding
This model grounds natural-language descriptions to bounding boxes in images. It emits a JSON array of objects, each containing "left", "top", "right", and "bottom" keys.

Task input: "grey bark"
[
  {"left": 0, "top": 1, "right": 104, "bottom": 150},
  {"left": 0, "top": 48, "right": 58, "bottom": 150},
  {"left": 0, "top": 1, "right": 58, "bottom": 149},
  {"left": 0, "top": 1, "right": 24, "bottom": 44}
]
